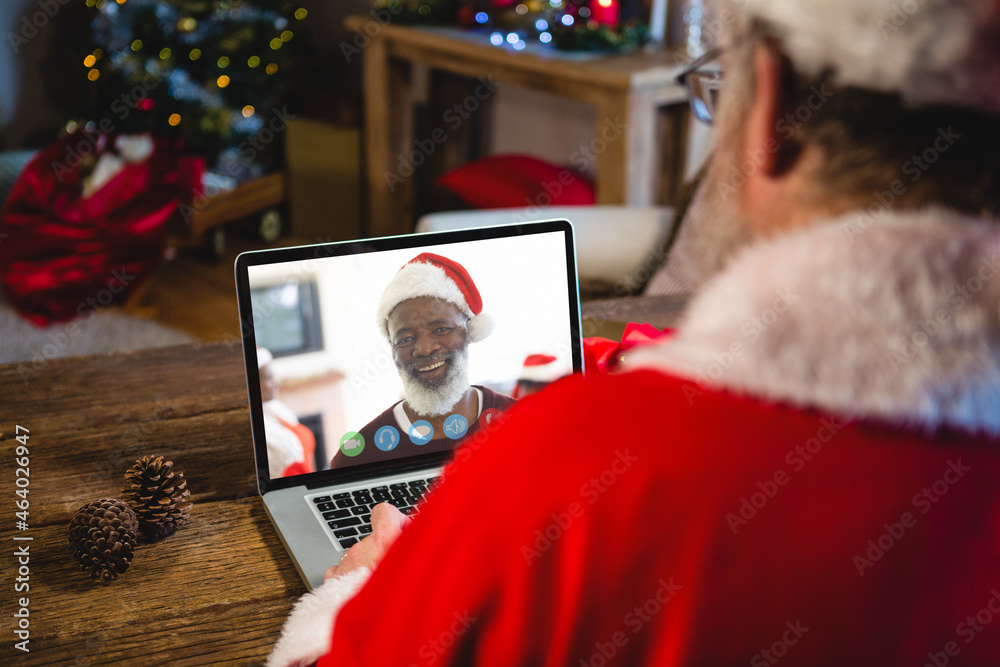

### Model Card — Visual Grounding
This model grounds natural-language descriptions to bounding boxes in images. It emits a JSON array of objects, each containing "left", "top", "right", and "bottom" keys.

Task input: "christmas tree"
[
  {"left": 375, "top": 0, "right": 646, "bottom": 53},
  {"left": 66, "top": 0, "right": 308, "bottom": 176}
]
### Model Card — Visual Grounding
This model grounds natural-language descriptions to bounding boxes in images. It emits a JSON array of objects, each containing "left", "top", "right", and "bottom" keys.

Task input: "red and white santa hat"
[
  {"left": 722, "top": 0, "right": 1000, "bottom": 113},
  {"left": 518, "top": 354, "right": 564, "bottom": 383},
  {"left": 376, "top": 253, "right": 495, "bottom": 343}
]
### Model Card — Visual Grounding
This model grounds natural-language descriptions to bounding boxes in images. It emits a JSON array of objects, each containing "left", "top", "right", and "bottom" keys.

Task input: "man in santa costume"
[
  {"left": 259, "top": 347, "right": 315, "bottom": 478},
  {"left": 515, "top": 353, "right": 567, "bottom": 398},
  {"left": 330, "top": 253, "right": 515, "bottom": 468},
  {"left": 270, "top": 0, "right": 1000, "bottom": 664}
]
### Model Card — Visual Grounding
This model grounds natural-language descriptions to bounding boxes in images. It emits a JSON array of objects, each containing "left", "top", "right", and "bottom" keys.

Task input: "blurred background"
[{"left": 0, "top": 0, "right": 714, "bottom": 422}]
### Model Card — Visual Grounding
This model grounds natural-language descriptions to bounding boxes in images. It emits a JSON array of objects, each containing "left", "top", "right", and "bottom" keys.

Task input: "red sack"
[{"left": 0, "top": 132, "right": 197, "bottom": 326}]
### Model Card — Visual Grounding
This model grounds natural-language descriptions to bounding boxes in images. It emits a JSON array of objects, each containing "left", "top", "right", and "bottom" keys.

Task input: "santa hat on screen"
[
  {"left": 518, "top": 354, "right": 563, "bottom": 383},
  {"left": 377, "top": 253, "right": 495, "bottom": 343},
  {"left": 722, "top": 0, "right": 1000, "bottom": 113}
]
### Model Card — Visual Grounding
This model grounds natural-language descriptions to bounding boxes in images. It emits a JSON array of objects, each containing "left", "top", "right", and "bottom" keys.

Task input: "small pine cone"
[
  {"left": 122, "top": 455, "right": 192, "bottom": 542},
  {"left": 69, "top": 499, "right": 138, "bottom": 582}
]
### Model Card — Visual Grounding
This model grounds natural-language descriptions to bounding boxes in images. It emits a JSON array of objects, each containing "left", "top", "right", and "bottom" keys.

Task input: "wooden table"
[
  {"left": 347, "top": 19, "right": 692, "bottom": 237},
  {"left": 0, "top": 342, "right": 303, "bottom": 666},
  {"left": 582, "top": 294, "right": 689, "bottom": 340},
  {"left": 0, "top": 295, "right": 687, "bottom": 664}
]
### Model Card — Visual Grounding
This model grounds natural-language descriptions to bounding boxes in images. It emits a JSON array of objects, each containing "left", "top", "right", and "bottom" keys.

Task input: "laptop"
[{"left": 234, "top": 220, "right": 584, "bottom": 589}]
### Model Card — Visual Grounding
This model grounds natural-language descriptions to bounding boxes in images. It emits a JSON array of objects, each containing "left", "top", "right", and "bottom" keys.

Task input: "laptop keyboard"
[{"left": 312, "top": 476, "right": 439, "bottom": 549}]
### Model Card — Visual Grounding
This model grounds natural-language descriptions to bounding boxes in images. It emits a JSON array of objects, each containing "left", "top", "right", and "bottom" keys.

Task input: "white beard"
[
  {"left": 398, "top": 346, "right": 471, "bottom": 417},
  {"left": 644, "top": 113, "right": 754, "bottom": 295},
  {"left": 681, "top": 163, "right": 754, "bottom": 287},
  {"left": 671, "top": 56, "right": 757, "bottom": 290}
]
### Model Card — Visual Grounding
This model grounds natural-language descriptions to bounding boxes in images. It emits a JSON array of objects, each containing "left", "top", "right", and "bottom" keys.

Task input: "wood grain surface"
[
  {"left": 0, "top": 342, "right": 305, "bottom": 666},
  {"left": 0, "top": 297, "right": 684, "bottom": 665},
  {"left": 582, "top": 294, "right": 689, "bottom": 338}
]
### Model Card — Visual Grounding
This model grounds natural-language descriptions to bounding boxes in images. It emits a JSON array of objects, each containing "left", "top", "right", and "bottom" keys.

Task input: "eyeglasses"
[{"left": 675, "top": 48, "right": 723, "bottom": 124}]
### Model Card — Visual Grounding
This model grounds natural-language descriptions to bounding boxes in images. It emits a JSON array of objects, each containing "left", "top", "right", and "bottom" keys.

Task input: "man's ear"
[{"left": 743, "top": 42, "right": 801, "bottom": 177}]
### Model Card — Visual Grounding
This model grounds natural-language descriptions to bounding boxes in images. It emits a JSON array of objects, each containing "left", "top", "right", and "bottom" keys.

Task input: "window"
[{"left": 250, "top": 281, "right": 323, "bottom": 356}]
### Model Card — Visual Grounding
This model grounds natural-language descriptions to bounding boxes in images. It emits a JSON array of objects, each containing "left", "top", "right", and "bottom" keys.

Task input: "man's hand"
[{"left": 324, "top": 502, "right": 412, "bottom": 581}]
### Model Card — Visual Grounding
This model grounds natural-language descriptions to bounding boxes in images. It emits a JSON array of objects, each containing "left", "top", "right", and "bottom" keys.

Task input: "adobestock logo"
[
  {"left": 923, "top": 588, "right": 1000, "bottom": 666},
  {"left": 886, "top": 253, "right": 999, "bottom": 373},
  {"left": 383, "top": 76, "right": 500, "bottom": 193},
  {"left": 7, "top": 0, "right": 70, "bottom": 54},
  {"left": 750, "top": 620, "right": 810, "bottom": 666},
  {"left": 727, "top": 415, "right": 848, "bottom": 535},
  {"left": 577, "top": 577, "right": 683, "bottom": 667},
  {"left": 843, "top": 126, "right": 962, "bottom": 243},
  {"left": 17, "top": 267, "right": 138, "bottom": 383},
  {"left": 877, "top": 0, "right": 930, "bottom": 40},
  {"left": 853, "top": 459, "right": 970, "bottom": 576},
  {"left": 521, "top": 448, "right": 639, "bottom": 566},
  {"left": 410, "top": 610, "right": 477, "bottom": 665}
]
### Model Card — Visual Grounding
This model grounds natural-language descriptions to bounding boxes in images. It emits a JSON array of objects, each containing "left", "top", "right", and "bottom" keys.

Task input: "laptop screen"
[{"left": 236, "top": 221, "right": 582, "bottom": 492}]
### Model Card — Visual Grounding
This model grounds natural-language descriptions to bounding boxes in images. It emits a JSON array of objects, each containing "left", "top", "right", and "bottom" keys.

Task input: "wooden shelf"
[
  {"left": 344, "top": 19, "right": 692, "bottom": 237},
  {"left": 171, "top": 171, "right": 286, "bottom": 248}
]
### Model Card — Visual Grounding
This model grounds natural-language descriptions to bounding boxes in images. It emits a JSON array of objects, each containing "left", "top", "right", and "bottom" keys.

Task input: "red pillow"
[{"left": 436, "top": 154, "right": 595, "bottom": 208}]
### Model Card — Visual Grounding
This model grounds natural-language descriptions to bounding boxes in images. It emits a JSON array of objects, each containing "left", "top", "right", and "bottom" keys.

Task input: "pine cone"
[
  {"left": 69, "top": 499, "right": 138, "bottom": 582},
  {"left": 122, "top": 455, "right": 192, "bottom": 542}
]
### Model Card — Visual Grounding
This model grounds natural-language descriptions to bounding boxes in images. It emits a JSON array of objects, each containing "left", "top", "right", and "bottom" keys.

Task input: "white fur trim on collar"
[
  {"left": 266, "top": 566, "right": 372, "bottom": 667},
  {"left": 627, "top": 208, "right": 1000, "bottom": 435}
]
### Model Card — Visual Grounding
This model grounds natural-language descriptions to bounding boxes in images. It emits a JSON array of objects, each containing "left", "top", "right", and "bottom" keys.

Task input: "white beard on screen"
[{"left": 399, "top": 345, "right": 471, "bottom": 417}]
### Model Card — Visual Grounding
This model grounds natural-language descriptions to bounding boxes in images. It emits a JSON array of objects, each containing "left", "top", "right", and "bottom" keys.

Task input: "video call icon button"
[
  {"left": 340, "top": 431, "right": 365, "bottom": 457},
  {"left": 443, "top": 414, "right": 468, "bottom": 440},
  {"left": 375, "top": 426, "right": 400, "bottom": 451},
  {"left": 409, "top": 420, "right": 433, "bottom": 445}
]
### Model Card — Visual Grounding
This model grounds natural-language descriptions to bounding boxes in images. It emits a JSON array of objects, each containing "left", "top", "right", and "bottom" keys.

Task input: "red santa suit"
[
  {"left": 263, "top": 399, "right": 316, "bottom": 478},
  {"left": 267, "top": 209, "right": 1000, "bottom": 666},
  {"left": 258, "top": 347, "right": 316, "bottom": 479}
]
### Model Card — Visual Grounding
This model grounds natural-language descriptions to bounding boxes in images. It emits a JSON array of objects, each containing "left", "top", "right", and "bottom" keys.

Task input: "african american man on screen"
[{"left": 329, "top": 253, "right": 515, "bottom": 468}]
